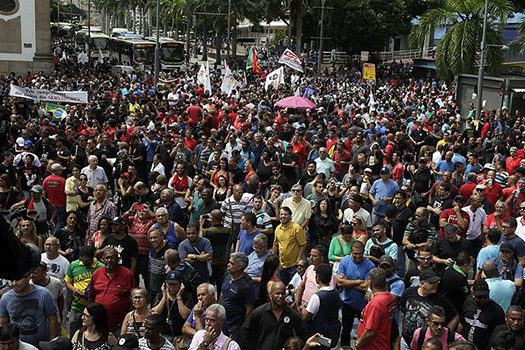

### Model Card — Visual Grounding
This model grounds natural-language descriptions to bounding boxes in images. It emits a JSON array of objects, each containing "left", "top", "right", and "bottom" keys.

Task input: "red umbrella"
[{"left": 274, "top": 96, "right": 317, "bottom": 109}]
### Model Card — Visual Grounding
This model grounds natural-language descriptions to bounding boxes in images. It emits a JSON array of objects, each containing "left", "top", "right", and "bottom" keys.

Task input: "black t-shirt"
[
  {"left": 282, "top": 153, "right": 298, "bottom": 181},
  {"left": 100, "top": 234, "right": 139, "bottom": 270},
  {"left": 432, "top": 238, "right": 472, "bottom": 275},
  {"left": 0, "top": 163, "right": 17, "bottom": 186},
  {"left": 55, "top": 227, "right": 85, "bottom": 262},
  {"left": 438, "top": 266, "right": 470, "bottom": 314},
  {"left": 158, "top": 296, "right": 190, "bottom": 337},
  {"left": 430, "top": 195, "right": 453, "bottom": 229},
  {"left": 392, "top": 206, "right": 413, "bottom": 245},
  {"left": 413, "top": 168, "right": 433, "bottom": 194},
  {"left": 460, "top": 296, "right": 505, "bottom": 350},
  {"left": 399, "top": 287, "right": 458, "bottom": 342},
  {"left": 492, "top": 324, "right": 525, "bottom": 350}
]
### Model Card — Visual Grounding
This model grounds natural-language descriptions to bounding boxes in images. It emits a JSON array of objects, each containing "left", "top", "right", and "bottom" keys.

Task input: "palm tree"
[
  {"left": 410, "top": 0, "right": 514, "bottom": 80},
  {"left": 510, "top": 19, "right": 525, "bottom": 55}
]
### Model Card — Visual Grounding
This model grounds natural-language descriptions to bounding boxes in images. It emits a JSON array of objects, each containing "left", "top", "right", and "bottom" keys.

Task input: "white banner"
[
  {"left": 278, "top": 48, "right": 304, "bottom": 73},
  {"left": 265, "top": 67, "right": 285, "bottom": 91},
  {"left": 10, "top": 84, "right": 88, "bottom": 104},
  {"left": 197, "top": 63, "right": 212, "bottom": 93},
  {"left": 221, "top": 64, "right": 237, "bottom": 96}
]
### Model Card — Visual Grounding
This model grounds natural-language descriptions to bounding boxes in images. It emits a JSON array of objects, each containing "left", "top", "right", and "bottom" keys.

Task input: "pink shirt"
[
  {"left": 410, "top": 327, "right": 464, "bottom": 350},
  {"left": 189, "top": 330, "right": 240, "bottom": 350},
  {"left": 300, "top": 265, "right": 336, "bottom": 308}
]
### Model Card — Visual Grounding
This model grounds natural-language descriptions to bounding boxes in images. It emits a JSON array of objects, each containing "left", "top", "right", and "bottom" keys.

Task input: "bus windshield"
[
  {"left": 161, "top": 44, "right": 184, "bottom": 61},
  {"left": 92, "top": 37, "right": 109, "bottom": 50},
  {"left": 134, "top": 47, "right": 154, "bottom": 64}
]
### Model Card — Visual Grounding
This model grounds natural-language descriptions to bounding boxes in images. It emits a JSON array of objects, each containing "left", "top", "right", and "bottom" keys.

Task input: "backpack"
[
  {"left": 368, "top": 238, "right": 395, "bottom": 259},
  {"left": 386, "top": 277, "right": 402, "bottom": 292},
  {"left": 416, "top": 326, "right": 455, "bottom": 348}
]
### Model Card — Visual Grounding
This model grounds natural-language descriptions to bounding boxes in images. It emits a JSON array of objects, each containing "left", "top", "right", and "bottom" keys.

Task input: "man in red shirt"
[
  {"left": 88, "top": 247, "right": 134, "bottom": 331},
  {"left": 506, "top": 147, "right": 523, "bottom": 175},
  {"left": 43, "top": 162, "right": 66, "bottom": 234},
  {"left": 186, "top": 99, "right": 202, "bottom": 127},
  {"left": 356, "top": 268, "right": 397, "bottom": 350},
  {"left": 291, "top": 134, "right": 307, "bottom": 169},
  {"left": 458, "top": 173, "right": 478, "bottom": 201},
  {"left": 439, "top": 195, "right": 470, "bottom": 238},
  {"left": 332, "top": 141, "right": 351, "bottom": 181}
]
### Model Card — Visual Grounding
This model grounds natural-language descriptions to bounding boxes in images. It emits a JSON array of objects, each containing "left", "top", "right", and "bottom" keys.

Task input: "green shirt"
[
  {"left": 65, "top": 259, "right": 104, "bottom": 312},
  {"left": 328, "top": 235, "right": 356, "bottom": 262}
]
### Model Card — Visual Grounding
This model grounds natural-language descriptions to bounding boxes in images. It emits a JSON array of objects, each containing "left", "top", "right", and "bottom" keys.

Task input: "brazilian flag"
[{"left": 45, "top": 103, "right": 66, "bottom": 121}]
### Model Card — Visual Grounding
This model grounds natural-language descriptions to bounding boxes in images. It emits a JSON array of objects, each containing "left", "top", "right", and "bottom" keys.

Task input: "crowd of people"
[{"left": 0, "top": 49, "right": 524, "bottom": 350}]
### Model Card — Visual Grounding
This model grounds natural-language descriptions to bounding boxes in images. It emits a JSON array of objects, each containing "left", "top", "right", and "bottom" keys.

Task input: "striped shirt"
[{"left": 221, "top": 196, "right": 248, "bottom": 228}]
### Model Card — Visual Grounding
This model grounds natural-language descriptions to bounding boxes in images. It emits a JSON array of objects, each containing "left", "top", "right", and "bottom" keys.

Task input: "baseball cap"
[
  {"left": 364, "top": 168, "right": 373, "bottom": 173},
  {"left": 15, "top": 137, "right": 24, "bottom": 148},
  {"left": 165, "top": 270, "right": 182, "bottom": 284},
  {"left": 378, "top": 255, "right": 394, "bottom": 267},
  {"left": 380, "top": 167, "right": 390, "bottom": 175},
  {"left": 472, "top": 279, "right": 490, "bottom": 297},
  {"left": 114, "top": 334, "right": 139, "bottom": 350},
  {"left": 30, "top": 185, "right": 44, "bottom": 193},
  {"left": 24, "top": 139, "right": 34, "bottom": 148},
  {"left": 51, "top": 163, "right": 64, "bottom": 172},
  {"left": 39, "top": 337, "right": 72, "bottom": 350},
  {"left": 483, "top": 163, "right": 496, "bottom": 171},
  {"left": 500, "top": 242, "right": 513, "bottom": 253},
  {"left": 420, "top": 269, "right": 441, "bottom": 283},
  {"left": 475, "top": 184, "right": 486, "bottom": 190},
  {"left": 111, "top": 216, "right": 126, "bottom": 226}
]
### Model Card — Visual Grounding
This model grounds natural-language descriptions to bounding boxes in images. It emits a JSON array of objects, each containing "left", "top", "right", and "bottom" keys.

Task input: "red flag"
[{"left": 252, "top": 48, "right": 266, "bottom": 79}]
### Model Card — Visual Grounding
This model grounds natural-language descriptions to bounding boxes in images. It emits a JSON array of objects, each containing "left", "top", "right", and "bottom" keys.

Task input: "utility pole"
[
  {"left": 154, "top": 0, "right": 160, "bottom": 91},
  {"left": 227, "top": 0, "right": 231, "bottom": 57},
  {"left": 313, "top": 0, "right": 332, "bottom": 72},
  {"left": 57, "top": 0, "right": 60, "bottom": 23},
  {"left": 88, "top": 0, "right": 91, "bottom": 61},
  {"left": 475, "top": 0, "right": 489, "bottom": 120}
]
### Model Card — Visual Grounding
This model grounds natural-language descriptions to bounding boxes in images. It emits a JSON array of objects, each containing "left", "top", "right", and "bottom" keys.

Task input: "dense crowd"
[{"left": 0, "top": 52, "right": 524, "bottom": 350}]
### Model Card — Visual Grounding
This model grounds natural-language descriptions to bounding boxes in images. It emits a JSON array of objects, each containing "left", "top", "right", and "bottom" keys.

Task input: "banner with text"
[
  {"left": 9, "top": 84, "right": 88, "bottom": 104},
  {"left": 278, "top": 48, "right": 304, "bottom": 73},
  {"left": 363, "top": 63, "right": 376, "bottom": 81}
]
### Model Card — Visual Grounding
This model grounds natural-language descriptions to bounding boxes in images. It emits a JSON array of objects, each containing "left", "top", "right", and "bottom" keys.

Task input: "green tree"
[
  {"left": 410, "top": 0, "right": 514, "bottom": 80},
  {"left": 326, "top": 0, "right": 411, "bottom": 53}
]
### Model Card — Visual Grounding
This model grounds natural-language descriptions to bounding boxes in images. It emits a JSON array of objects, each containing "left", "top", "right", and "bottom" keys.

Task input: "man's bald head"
[{"left": 483, "top": 260, "right": 499, "bottom": 278}]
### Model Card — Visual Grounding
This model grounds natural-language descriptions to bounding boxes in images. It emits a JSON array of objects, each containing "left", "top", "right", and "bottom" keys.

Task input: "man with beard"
[
  {"left": 459, "top": 279, "right": 505, "bottom": 350},
  {"left": 492, "top": 306, "right": 525, "bottom": 348}
]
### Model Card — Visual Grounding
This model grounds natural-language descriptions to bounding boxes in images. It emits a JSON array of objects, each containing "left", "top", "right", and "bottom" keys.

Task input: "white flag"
[
  {"left": 278, "top": 48, "right": 304, "bottom": 73},
  {"left": 220, "top": 63, "right": 237, "bottom": 95},
  {"left": 98, "top": 49, "right": 104, "bottom": 64},
  {"left": 265, "top": 67, "right": 284, "bottom": 91},
  {"left": 197, "top": 62, "right": 212, "bottom": 93}
]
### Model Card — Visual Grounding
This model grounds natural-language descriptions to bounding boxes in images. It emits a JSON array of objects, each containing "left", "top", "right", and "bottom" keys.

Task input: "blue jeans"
[
  {"left": 278, "top": 266, "right": 296, "bottom": 286},
  {"left": 53, "top": 206, "right": 66, "bottom": 235}
]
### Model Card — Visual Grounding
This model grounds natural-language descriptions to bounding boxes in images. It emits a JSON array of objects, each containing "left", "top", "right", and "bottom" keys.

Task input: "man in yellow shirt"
[{"left": 272, "top": 206, "right": 307, "bottom": 285}]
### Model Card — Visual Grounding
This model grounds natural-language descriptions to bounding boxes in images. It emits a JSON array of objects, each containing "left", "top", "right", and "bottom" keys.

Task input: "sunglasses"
[
  {"left": 428, "top": 320, "right": 447, "bottom": 327},
  {"left": 417, "top": 256, "right": 432, "bottom": 261}
]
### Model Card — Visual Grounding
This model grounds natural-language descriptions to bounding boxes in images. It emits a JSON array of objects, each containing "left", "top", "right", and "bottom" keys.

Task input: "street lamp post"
[
  {"left": 475, "top": 0, "right": 489, "bottom": 120},
  {"left": 154, "top": 0, "right": 160, "bottom": 91},
  {"left": 88, "top": 0, "right": 91, "bottom": 62},
  {"left": 317, "top": 0, "right": 326, "bottom": 72},
  {"left": 227, "top": 0, "right": 231, "bottom": 57}
]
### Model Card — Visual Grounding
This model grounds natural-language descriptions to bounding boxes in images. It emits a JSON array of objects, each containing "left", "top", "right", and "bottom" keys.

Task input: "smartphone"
[
  {"left": 318, "top": 336, "right": 331, "bottom": 347},
  {"left": 133, "top": 204, "right": 144, "bottom": 211}
]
